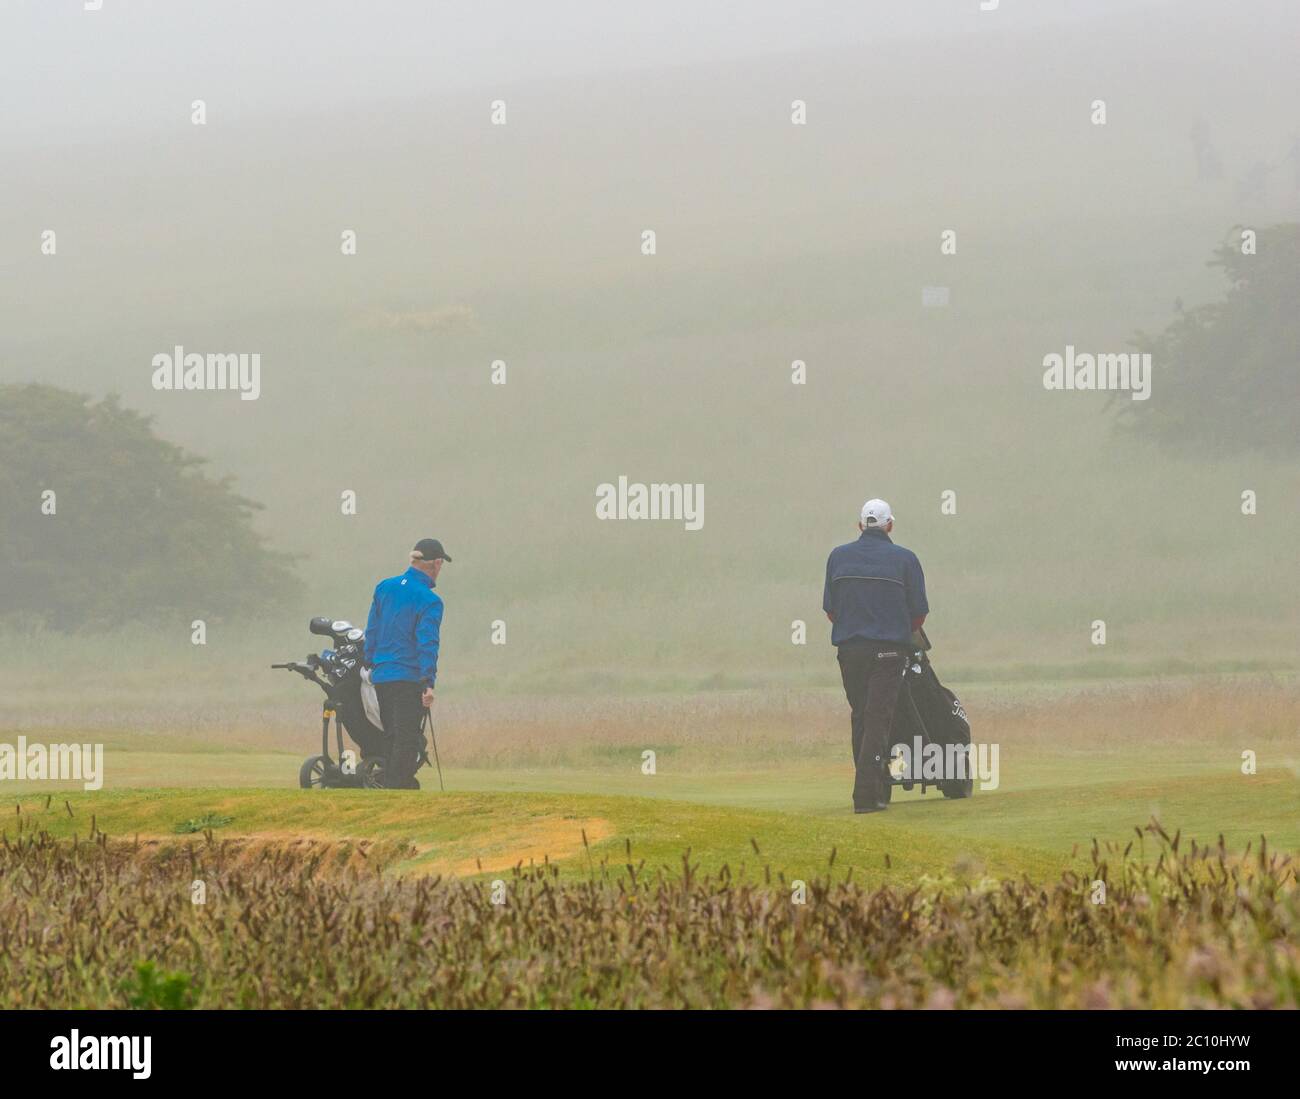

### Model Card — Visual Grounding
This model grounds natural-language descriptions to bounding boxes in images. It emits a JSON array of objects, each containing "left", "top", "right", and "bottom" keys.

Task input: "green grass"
[
  {"left": 6, "top": 675, "right": 1296, "bottom": 886},
  {"left": 3, "top": 679, "right": 1297, "bottom": 1009},
  {"left": 3, "top": 785, "right": 1059, "bottom": 887},
  {"left": 8, "top": 746, "right": 1294, "bottom": 887}
]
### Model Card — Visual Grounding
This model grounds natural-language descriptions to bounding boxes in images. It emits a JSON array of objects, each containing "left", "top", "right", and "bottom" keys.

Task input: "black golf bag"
[
  {"left": 273, "top": 616, "right": 394, "bottom": 788},
  {"left": 888, "top": 632, "right": 974, "bottom": 799},
  {"left": 333, "top": 671, "right": 391, "bottom": 762}
]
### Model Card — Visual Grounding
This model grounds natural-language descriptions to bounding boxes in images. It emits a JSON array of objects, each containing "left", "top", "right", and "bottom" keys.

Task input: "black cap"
[{"left": 411, "top": 538, "right": 452, "bottom": 563}]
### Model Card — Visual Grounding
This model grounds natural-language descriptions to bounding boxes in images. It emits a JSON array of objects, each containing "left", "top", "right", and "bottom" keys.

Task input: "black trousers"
[
  {"left": 836, "top": 642, "right": 908, "bottom": 809},
  {"left": 375, "top": 680, "right": 427, "bottom": 789}
]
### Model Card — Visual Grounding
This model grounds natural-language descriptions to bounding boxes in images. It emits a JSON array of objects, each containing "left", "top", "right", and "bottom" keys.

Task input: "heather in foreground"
[{"left": 1, "top": 825, "right": 1295, "bottom": 1009}]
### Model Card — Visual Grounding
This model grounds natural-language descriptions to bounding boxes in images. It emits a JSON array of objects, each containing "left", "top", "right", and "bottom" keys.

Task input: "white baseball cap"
[{"left": 860, "top": 498, "right": 894, "bottom": 528}]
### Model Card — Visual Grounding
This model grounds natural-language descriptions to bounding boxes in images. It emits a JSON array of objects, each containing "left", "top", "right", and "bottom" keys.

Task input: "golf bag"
[
  {"left": 888, "top": 633, "right": 974, "bottom": 799},
  {"left": 332, "top": 669, "right": 391, "bottom": 762},
  {"left": 273, "top": 616, "right": 393, "bottom": 788}
]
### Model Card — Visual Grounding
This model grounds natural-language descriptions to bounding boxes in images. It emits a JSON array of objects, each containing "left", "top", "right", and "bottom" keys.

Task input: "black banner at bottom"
[{"left": 3, "top": 1009, "right": 1291, "bottom": 1084}]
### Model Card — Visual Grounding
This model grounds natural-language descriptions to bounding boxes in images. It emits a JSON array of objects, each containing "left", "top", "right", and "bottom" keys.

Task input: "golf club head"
[{"left": 309, "top": 616, "right": 334, "bottom": 637}]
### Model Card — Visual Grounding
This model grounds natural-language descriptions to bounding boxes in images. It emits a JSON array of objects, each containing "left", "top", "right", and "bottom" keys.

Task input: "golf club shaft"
[{"left": 424, "top": 708, "right": 445, "bottom": 791}]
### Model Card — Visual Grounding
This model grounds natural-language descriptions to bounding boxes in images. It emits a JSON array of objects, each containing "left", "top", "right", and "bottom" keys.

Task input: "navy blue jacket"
[
  {"left": 365, "top": 566, "right": 444, "bottom": 686},
  {"left": 823, "top": 529, "right": 928, "bottom": 646}
]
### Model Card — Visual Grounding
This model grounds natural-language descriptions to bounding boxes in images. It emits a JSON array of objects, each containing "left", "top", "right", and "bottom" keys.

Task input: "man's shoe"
[{"left": 854, "top": 804, "right": 886, "bottom": 814}]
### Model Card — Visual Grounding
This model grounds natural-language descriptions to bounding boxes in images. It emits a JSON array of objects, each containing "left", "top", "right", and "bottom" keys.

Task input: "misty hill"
[{"left": 2, "top": 2, "right": 1297, "bottom": 687}]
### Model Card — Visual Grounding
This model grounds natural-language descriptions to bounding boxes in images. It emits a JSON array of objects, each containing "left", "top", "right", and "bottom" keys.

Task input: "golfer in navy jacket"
[
  {"left": 823, "top": 499, "right": 928, "bottom": 813},
  {"left": 365, "top": 537, "right": 450, "bottom": 789}
]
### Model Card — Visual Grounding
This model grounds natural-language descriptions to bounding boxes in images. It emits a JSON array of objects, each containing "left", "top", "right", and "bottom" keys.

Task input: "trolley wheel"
[
  {"left": 940, "top": 777, "right": 974, "bottom": 799},
  {"left": 359, "top": 758, "right": 387, "bottom": 789},
  {"left": 299, "top": 755, "right": 336, "bottom": 789}
]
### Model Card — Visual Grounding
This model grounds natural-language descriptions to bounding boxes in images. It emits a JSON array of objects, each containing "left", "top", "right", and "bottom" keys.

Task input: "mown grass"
[
  {"left": 4, "top": 677, "right": 1294, "bottom": 874},
  {"left": 1, "top": 824, "right": 1295, "bottom": 1009},
  {"left": 3, "top": 787, "right": 1064, "bottom": 887}
]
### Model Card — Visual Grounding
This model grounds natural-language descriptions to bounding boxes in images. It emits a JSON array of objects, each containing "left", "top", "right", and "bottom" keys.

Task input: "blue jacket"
[
  {"left": 365, "top": 567, "right": 444, "bottom": 686},
  {"left": 823, "top": 529, "right": 928, "bottom": 646}
]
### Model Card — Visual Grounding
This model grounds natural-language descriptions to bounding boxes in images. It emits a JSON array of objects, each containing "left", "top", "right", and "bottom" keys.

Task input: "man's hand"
[{"left": 421, "top": 687, "right": 435, "bottom": 708}]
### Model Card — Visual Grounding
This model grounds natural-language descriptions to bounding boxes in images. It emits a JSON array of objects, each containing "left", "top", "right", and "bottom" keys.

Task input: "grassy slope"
[
  {"left": 3, "top": 786, "right": 1060, "bottom": 888},
  {"left": 8, "top": 744, "right": 1294, "bottom": 887},
  {"left": 6, "top": 679, "right": 1295, "bottom": 884}
]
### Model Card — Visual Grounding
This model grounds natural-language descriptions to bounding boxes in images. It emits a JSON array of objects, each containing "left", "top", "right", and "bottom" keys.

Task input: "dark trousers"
[
  {"left": 836, "top": 642, "right": 907, "bottom": 809},
  {"left": 375, "top": 680, "right": 427, "bottom": 789}
]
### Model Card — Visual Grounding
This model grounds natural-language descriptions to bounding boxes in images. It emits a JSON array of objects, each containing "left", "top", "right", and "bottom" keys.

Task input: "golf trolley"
[
  {"left": 887, "top": 632, "right": 974, "bottom": 800},
  {"left": 272, "top": 616, "right": 443, "bottom": 790}
]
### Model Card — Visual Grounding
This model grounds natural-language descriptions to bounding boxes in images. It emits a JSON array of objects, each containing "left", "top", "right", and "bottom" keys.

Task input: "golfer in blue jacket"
[{"left": 365, "top": 537, "right": 450, "bottom": 789}]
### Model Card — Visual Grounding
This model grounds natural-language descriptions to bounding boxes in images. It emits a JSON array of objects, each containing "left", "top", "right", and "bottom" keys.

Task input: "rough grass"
[
  {"left": 1, "top": 824, "right": 1295, "bottom": 1009},
  {"left": 6, "top": 670, "right": 1297, "bottom": 769}
]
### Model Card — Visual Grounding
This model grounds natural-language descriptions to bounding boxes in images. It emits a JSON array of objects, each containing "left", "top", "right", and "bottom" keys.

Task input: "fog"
[{"left": 2, "top": 0, "right": 1297, "bottom": 692}]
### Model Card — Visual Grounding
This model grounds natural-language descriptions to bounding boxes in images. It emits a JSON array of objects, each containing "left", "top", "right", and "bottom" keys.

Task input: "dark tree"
[
  {"left": 0, "top": 384, "right": 300, "bottom": 630},
  {"left": 1115, "top": 224, "right": 1300, "bottom": 455}
]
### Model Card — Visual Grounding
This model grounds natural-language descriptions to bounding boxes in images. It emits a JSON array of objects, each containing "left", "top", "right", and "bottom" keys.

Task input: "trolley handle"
[{"left": 271, "top": 661, "right": 332, "bottom": 694}]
